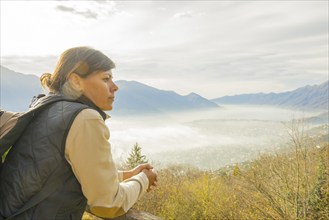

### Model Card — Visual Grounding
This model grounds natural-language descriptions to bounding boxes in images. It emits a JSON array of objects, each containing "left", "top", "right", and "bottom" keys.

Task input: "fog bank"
[{"left": 107, "top": 105, "right": 325, "bottom": 170}]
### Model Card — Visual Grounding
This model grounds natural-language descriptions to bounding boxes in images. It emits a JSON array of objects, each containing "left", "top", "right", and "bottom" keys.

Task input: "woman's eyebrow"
[
  {"left": 102, "top": 71, "right": 111, "bottom": 75},
  {"left": 104, "top": 72, "right": 113, "bottom": 78}
]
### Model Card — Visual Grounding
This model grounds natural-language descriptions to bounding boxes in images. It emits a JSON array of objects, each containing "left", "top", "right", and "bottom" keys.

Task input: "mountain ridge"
[
  {"left": 212, "top": 81, "right": 328, "bottom": 111},
  {"left": 0, "top": 66, "right": 44, "bottom": 111},
  {"left": 111, "top": 80, "right": 219, "bottom": 116},
  {"left": 1, "top": 65, "right": 327, "bottom": 113},
  {"left": 0, "top": 66, "right": 218, "bottom": 114}
]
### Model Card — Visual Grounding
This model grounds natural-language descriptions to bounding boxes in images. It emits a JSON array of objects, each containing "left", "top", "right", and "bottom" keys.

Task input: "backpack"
[
  {"left": 0, "top": 94, "right": 75, "bottom": 162},
  {"left": 0, "top": 94, "right": 48, "bottom": 165},
  {"left": 0, "top": 94, "right": 80, "bottom": 220}
]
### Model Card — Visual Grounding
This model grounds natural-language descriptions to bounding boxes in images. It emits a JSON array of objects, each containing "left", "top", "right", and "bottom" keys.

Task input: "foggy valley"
[{"left": 108, "top": 104, "right": 327, "bottom": 170}]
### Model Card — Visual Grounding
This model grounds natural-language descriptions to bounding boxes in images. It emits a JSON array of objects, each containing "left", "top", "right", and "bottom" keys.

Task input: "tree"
[{"left": 124, "top": 143, "right": 148, "bottom": 169}]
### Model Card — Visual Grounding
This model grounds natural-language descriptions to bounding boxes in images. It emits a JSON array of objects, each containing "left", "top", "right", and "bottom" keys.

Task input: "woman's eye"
[{"left": 103, "top": 77, "right": 110, "bottom": 82}]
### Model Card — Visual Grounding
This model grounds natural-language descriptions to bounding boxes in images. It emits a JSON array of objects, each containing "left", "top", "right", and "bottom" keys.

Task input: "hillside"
[
  {"left": 136, "top": 142, "right": 329, "bottom": 219},
  {"left": 212, "top": 81, "right": 329, "bottom": 111}
]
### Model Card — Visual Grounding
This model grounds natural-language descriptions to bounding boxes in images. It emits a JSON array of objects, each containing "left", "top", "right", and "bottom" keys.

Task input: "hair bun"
[{"left": 40, "top": 73, "right": 53, "bottom": 90}]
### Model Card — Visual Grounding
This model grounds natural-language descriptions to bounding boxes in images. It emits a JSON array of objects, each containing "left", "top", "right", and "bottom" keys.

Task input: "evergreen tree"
[
  {"left": 124, "top": 143, "right": 148, "bottom": 169},
  {"left": 233, "top": 164, "right": 241, "bottom": 176}
]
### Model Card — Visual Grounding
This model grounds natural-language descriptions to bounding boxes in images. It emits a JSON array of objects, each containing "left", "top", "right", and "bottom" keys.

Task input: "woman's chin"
[{"left": 103, "top": 106, "right": 113, "bottom": 111}]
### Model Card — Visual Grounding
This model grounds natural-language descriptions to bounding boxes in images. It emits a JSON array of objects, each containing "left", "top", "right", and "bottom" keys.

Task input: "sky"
[{"left": 0, "top": 0, "right": 328, "bottom": 99}]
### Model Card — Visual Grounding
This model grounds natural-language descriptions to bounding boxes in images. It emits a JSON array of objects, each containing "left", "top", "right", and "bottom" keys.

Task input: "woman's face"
[{"left": 80, "top": 70, "right": 119, "bottom": 111}]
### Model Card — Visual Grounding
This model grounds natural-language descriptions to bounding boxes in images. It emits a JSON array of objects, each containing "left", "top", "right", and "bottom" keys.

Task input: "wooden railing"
[{"left": 83, "top": 209, "right": 163, "bottom": 220}]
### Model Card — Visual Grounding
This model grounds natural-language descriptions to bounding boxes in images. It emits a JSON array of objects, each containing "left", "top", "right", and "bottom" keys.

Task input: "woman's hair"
[{"left": 40, "top": 46, "right": 115, "bottom": 99}]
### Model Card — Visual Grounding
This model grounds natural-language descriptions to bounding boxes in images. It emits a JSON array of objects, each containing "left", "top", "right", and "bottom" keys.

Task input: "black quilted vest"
[{"left": 0, "top": 95, "right": 106, "bottom": 219}]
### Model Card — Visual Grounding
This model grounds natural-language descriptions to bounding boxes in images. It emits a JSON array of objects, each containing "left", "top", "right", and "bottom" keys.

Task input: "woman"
[{"left": 0, "top": 47, "right": 157, "bottom": 219}]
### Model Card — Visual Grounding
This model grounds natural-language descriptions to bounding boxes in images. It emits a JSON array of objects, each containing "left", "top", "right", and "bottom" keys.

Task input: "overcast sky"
[{"left": 1, "top": 0, "right": 328, "bottom": 98}]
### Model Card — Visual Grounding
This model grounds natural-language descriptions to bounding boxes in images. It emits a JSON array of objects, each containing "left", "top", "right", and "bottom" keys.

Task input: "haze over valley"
[{"left": 109, "top": 105, "right": 327, "bottom": 170}]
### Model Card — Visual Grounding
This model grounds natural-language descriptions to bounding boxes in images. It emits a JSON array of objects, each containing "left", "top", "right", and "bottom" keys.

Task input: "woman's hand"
[
  {"left": 122, "top": 163, "right": 153, "bottom": 180},
  {"left": 131, "top": 163, "right": 153, "bottom": 176},
  {"left": 122, "top": 163, "right": 158, "bottom": 192},
  {"left": 142, "top": 168, "right": 158, "bottom": 192}
]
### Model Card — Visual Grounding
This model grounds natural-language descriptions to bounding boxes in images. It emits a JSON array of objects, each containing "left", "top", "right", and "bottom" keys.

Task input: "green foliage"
[
  {"left": 124, "top": 143, "right": 148, "bottom": 169},
  {"left": 1, "top": 147, "right": 11, "bottom": 163}
]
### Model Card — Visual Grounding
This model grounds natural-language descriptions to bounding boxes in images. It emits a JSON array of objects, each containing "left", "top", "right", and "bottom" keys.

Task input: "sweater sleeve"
[{"left": 65, "top": 109, "right": 148, "bottom": 218}]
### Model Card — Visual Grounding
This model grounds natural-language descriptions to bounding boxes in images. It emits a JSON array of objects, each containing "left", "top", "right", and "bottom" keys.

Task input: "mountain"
[
  {"left": 212, "top": 81, "right": 329, "bottom": 111},
  {"left": 0, "top": 66, "right": 43, "bottom": 111},
  {"left": 111, "top": 80, "right": 219, "bottom": 116},
  {"left": 0, "top": 66, "right": 219, "bottom": 114}
]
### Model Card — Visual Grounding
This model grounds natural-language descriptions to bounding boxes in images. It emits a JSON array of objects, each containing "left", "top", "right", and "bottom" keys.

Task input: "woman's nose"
[{"left": 111, "top": 81, "right": 119, "bottom": 92}]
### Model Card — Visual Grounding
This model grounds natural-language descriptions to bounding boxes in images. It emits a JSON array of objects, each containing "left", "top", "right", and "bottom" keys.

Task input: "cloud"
[
  {"left": 56, "top": 5, "right": 98, "bottom": 19},
  {"left": 1, "top": 55, "right": 58, "bottom": 76},
  {"left": 55, "top": 1, "right": 118, "bottom": 19},
  {"left": 1, "top": 1, "right": 327, "bottom": 98},
  {"left": 173, "top": 10, "right": 194, "bottom": 19}
]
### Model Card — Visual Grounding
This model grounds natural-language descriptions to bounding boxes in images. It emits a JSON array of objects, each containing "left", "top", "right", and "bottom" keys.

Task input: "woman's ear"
[{"left": 67, "top": 72, "right": 84, "bottom": 92}]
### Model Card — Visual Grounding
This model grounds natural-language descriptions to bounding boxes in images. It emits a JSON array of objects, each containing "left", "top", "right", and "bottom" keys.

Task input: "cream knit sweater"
[{"left": 65, "top": 109, "right": 148, "bottom": 218}]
